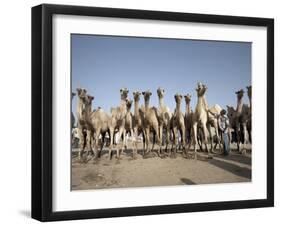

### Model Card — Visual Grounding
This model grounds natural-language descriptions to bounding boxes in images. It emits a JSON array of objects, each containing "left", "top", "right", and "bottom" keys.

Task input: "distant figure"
[{"left": 218, "top": 109, "right": 230, "bottom": 156}]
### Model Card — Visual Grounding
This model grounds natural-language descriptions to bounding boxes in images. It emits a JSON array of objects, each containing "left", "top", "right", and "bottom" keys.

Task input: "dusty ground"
[{"left": 71, "top": 143, "right": 251, "bottom": 190}]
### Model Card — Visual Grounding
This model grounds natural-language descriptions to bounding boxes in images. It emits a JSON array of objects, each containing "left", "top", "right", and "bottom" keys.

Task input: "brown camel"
[
  {"left": 83, "top": 95, "right": 110, "bottom": 159},
  {"left": 141, "top": 90, "right": 162, "bottom": 157},
  {"left": 246, "top": 85, "right": 252, "bottom": 143},
  {"left": 189, "top": 83, "right": 211, "bottom": 159},
  {"left": 157, "top": 87, "right": 172, "bottom": 151},
  {"left": 171, "top": 93, "right": 186, "bottom": 157},
  {"left": 228, "top": 89, "right": 250, "bottom": 153},
  {"left": 184, "top": 94, "right": 193, "bottom": 144},
  {"left": 108, "top": 88, "right": 128, "bottom": 159}
]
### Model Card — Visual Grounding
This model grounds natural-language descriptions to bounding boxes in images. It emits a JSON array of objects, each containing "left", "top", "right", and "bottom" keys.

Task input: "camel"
[
  {"left": 71, "top": 92, "right": 76, "bottom": 128},
  {"left": 184, "top": 94, "right": 193, "bottom": 144},
  {"left": 76, "top": 88, "right": 88, "bottom": 160},
  {"left": 124, "top": 99, "right": 134, "bottom": 153},
  {"left": 171, "top": 93, "right": 186, "bottom": 157},
  {"left": 246, "top": 86, "right": 252, "bottom": 143},
  {"left": 207, "top": 104, "right": 222, "bottom": 152},
  {"left": 132, "top": 91, "right": 145, "bottom": 158},
  {"left": 141, "top": 90, "right": 162, "bottom": 157},
  {"left": 189, "top": 83, "right": 211, "bottom": 159},
  {"left": 108, "top": 88, "right": 128, "bottom": 159},
  {"left": 157, "top": 87, "right": 172, "bottom": 152},
  {"left": 227, "top": 89, "right": 250, "bottom": 154},
  {"left": 82, "top": 95, "right": 111, "bottom": 159}
]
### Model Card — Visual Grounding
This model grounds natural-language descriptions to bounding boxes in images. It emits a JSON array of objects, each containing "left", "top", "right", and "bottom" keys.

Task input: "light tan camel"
[
  {"left": 189, "top": 83, "right": 211, "bottom": 159},
  {"left": 157, "top": 87, "right": 172, "bottom": 151},
  {"left": 132, "top": 91, "right": 145, "bottom": 158},
  {"left": 71, "top": 92, "right": 76, "bottom": 128},
  {"left": 171, "top": 94, "right": 186, "bottom": 157},
  {"left": 83, "top": 95, "right": 110, "bottom": 159},
  {"left": 108, "top": 88, "right": 128, "bottom": 159},
  {"left": 207, "top": 104, "right": 222, "bottom": 151},
  {"left": 124, "top": 99, "right": 134, "bottom": 153},
  {"left": 141, "top": 90, "right": 162, "bottom": 157},
  {"left": 76, "top": 88, "right": 88, "bottom": 160}
]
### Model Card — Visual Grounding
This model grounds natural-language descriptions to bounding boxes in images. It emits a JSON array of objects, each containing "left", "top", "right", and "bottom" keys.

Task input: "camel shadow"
[
  {"left": 180, "top": 178, "right": 196, "bottom": 185},
  {"left": 215, "top": 153, "right": 252, "bottom": 166},
  {"left": 209, "top": 158, "right": 251, "bottom": 179}
]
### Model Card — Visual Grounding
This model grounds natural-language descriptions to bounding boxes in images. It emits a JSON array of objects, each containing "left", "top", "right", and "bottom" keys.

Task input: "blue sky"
[{"left": 71, "top": 34, "right": 251, "bottom": 114}]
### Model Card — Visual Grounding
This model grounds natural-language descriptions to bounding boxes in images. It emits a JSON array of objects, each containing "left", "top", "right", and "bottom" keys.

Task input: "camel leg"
[
  {"left": 202, "top": 124, "right": 211, "bottom": 159},
  {"left": 85, "top": 129, "right": 92, "bottom": 157},
  {"left": 117, "top": 126, "right": 126, "bottom": 159},
  {"left": 180, "top": 124, "right": 187, "bottom": 157},
  {"left": 153, "top": 124, "right": 162, "bottom": 158},
  {"left": 93, "top": 128, "right": 101, "bottom": 160},
  {"left": 77, "top": 127, "right": 85, "bottom": 161},
  {"left": 207, "top": 123, "right": 213, "bottom": 153},
  {"left": 108, "top": 128, "right": 114, "bottom": 160},
  {"left": 192, "top": 123, "right": 198, "bottom": 160},
  {"left": 172, "top": 127, "right": 178, "bottom": 158},
  {"left": 144, "top": 128, "right": 151, "bottom": 155},
  {"left": 165, "top": 129, "right": 170, "bottom": 155},
  {"left": 242, "top": 123, "right": 248, "bottom": 155}
]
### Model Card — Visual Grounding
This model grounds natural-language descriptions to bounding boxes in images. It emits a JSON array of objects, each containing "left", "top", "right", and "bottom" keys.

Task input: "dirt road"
[{"left": 71, "top": 146, "right": 251, "bottom": 190}]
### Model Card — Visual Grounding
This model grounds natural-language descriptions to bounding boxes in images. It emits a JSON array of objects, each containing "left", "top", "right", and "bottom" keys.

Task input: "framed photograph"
[{"left": 32, "top": 4, "right": 274, "bottom": 221}]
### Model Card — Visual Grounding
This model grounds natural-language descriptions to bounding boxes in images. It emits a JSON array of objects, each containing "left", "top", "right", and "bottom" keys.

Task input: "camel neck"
[
  {"left": 159, "top": 97, "right": 164, "bottom": 107},
  {"left": 185, "top": 102, "right": 191, "bottom": 114},
  {"left": 236, "top": 97, "right": 243, "bottom": 113},
  {"left": 144, "top": 100, "right": 150, "bottom": 110},
  {"left": 77, "top": 98, "right": 84, "bottom": 119},
  {"left": 196, "top": 96, "right": 207, "bottom": 112},
  {"left": 176, "top": 102, "right": 181, "bottom": 112},
  {"left": 134, "top": 100, "right": 139, "bottom": 117}
]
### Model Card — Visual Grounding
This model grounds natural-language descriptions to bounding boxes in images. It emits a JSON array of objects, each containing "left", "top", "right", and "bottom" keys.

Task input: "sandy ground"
[{"left": 71, "top": 143, "right": 251, "bottom": 190}]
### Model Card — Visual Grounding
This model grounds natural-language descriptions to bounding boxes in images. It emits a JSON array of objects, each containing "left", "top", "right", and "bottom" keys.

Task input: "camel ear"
[
  {"left": 180, "top": 95, "right": 182, "bottom": 98},
  {"left": 72, "top": 92, "right": 76, "bottom": 96},
  {"left": 133, "top": 91, "right": 136, "bottom": 96},
  {"left": 76, "top": 88, "right": 81, "bottom": 94},
  {"left": 142, "top": 92, "right": 145, "bottom": 95},
  {"left": 88, "top": 95, "right": 94, "bottom": 101},
  {"left": 149, "top": 92, "right": 152, "bottom": 96}
]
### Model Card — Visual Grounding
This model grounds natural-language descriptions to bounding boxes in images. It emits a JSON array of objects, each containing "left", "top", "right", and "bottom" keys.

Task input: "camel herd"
[{"left": 72, "top": 83, "right": 252, "bottom": 161}]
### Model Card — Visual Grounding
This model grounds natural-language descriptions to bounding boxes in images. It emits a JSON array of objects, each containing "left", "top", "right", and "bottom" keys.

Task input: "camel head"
[
  {"left": 72, "top": 92, "right": 76, "bottom": 100},
  {"left": 142, "top": 90, "right": 152, "bottom": 102},
  {"left": 184, "top": 94, "right": 191, "bottom": 104},
  {"left": 126, "top": 99, "right": 133, "bottom": 110},
  {"left": 76, "top": 88, "right": 87, "bottom": 100},
  {"left": 133, "top": 91, "right": 141, "bottom": 102},
  {"left": 120, "top": 88, "right": 129, "bottom": 100},
  {"left": 246, "top": 86, "right": 252, "bottom": 98},
  {"left": 196, "top": 82, "right": 207, "bottom": 97},
  {"left": 157, "top": 87, "right": 165, "bottom": 98},
  {"left": 226, "top": 105, "right": 235, "bottom": 120},
  {"left": 174, "top": 93, "right": 183, "bottom": 104},
  {"left": 235, "top": 89, "right": 244, "bottom": 99},
  {"left": 85, "top": 95, "right": 94, "bottom": 106}
]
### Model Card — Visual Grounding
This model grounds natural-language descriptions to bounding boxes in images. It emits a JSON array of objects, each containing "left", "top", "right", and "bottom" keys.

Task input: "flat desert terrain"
[{"left": 71, "top": 144, "right": 251, "bottom": 190}]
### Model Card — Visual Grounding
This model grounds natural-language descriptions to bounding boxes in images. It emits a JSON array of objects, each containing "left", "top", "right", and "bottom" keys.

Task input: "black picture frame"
[{"left": 32, "top": 3, "right": 274, "bottom": 222}]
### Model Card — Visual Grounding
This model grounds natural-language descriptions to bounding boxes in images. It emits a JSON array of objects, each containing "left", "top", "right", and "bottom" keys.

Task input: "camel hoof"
[{"left": 207, "top": 155, "right": 213, "bottom": 159}]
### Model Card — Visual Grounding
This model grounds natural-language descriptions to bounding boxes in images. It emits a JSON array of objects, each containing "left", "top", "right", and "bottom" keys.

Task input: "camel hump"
[{"left": 209, "top": 104, "right": 222, "bottom": 114}]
